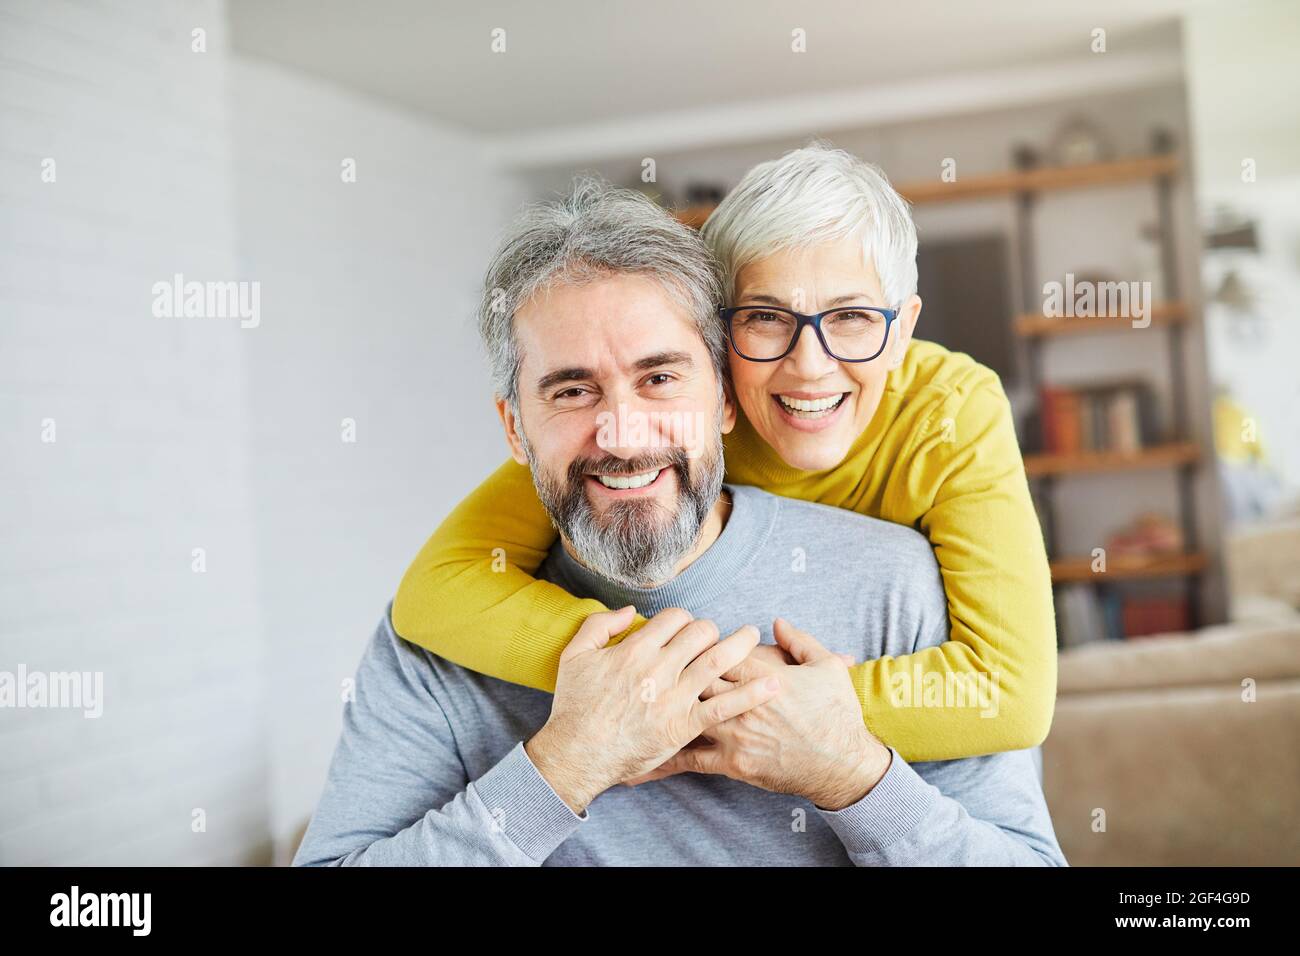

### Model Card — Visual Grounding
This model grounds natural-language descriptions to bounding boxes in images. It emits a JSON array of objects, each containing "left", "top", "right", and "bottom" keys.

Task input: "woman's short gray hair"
[
  {"left": 480, "top": 177, "right": 726, "bottom": 407},
  {"left": 702, "top": 143, "right": 918, "bottom": 309}
]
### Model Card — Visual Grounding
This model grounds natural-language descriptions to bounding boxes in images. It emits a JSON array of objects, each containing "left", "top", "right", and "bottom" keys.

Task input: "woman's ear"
[
  {"left": 496, "top": 397, "right": 530, "bottom": 465},
  {"left": 888, "top": 294, "right": 922, "bottom": 369}
]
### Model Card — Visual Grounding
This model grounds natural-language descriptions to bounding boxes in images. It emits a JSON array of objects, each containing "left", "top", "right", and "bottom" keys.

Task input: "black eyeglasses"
[{"left": 720, "top": 305, "right": 898, "bottom": 363}]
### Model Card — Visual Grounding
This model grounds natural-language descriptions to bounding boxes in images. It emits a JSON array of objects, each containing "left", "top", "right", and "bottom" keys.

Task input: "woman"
[{"left": 393, "top": 144, "right": 1055, "bottom": 761}]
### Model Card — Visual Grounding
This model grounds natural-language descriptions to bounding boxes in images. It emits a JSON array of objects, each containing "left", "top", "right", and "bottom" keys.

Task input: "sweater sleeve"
[
  {"left": 390, "top": 458, "right": 645, "bottom": 693},
  {"left": 292, "top": 615, "right": 584, "bottom": 866},
  {"left": 816, "top": 747, "right": 1066, "bottom": 866},
  {"left": 849, "top": 379, "right": 1058, "bottom": 759}
]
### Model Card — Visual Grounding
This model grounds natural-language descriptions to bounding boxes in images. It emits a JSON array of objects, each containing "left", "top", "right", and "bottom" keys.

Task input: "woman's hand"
[{"left": 624, "top": 618, "right": 889, "bottom": 810}]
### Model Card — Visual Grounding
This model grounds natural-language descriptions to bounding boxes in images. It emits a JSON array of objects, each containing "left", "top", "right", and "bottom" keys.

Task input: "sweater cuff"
[
  {"left": 470, "top": 741, "right": 586, "bottom": 862},
  {"left": 814, "top": 749, "right": 939, "bottom": 855}
]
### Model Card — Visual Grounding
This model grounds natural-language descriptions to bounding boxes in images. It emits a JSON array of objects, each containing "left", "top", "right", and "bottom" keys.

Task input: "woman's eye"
[{"left": 832, "top": 310, "right": 879, "bottom": 323}]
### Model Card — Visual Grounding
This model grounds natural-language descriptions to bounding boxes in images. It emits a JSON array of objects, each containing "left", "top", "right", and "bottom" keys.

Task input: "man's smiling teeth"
[
  {"left": 595, "top": 469, "right": 661, "bottom": 490},
  {"left": 777, "top": 393, "right": 846, "bottom": 418}
]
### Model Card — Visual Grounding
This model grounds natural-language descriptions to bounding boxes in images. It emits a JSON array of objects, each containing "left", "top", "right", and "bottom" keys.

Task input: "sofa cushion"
[
  {"left": 1227, "top": 518, "right": 1300, "bottom": 611},
  {"left": 1058, "top": 620, "right": 1300, "bottom": 695},
  {"left": 1042, "top": 679, "right": 1300, "bottom": 866}
]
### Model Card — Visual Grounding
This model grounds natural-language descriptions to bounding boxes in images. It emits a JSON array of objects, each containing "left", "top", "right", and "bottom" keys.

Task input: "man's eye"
[
  {"left": 645, "top": 373, "right": 674, "bottom": 387},
  {"left": 554, "top": 387, "right": 589, "bottom": 400}
]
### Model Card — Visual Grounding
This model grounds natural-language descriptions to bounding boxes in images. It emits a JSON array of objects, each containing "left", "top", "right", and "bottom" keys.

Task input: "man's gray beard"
[{"left": 521, "top": 435, "right": 726, "bottom": 589}]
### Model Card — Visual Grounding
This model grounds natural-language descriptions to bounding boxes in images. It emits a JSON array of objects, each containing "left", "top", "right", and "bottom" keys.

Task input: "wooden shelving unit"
[
  {"left": 675, "top": 155, "right": 1183, "bottom": 221},
  {"left": 1014, "top": 301, "right": 1188, "bottom": 338},
  {"left": 1049, "top": 551, "right": 1208, "bottom": 584},
  {"left": 897, "top": 155, "right": 1180, "bottom": 205},
  {"left": 1003, "top": 143, "right": 1204, "bottom": 632},
  {"left": 1024, "top": 441, "right": 1199, "bottom": 478}
]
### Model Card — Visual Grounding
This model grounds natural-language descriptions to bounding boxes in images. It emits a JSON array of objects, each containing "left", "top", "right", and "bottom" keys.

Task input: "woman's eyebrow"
[{"left": 737, "top": 293, "right": 878, "bottom": 307}]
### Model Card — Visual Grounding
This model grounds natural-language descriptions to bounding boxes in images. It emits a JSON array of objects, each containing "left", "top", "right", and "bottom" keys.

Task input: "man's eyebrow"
[
  {"left": 633, "top": 351, "right": 693, "bottom": 371},
  {"left": 535, "top": 352, "right": 694, "bottom": 395},
  {"left": 536, "top": 367, "right": 593, "bottom": 393}
]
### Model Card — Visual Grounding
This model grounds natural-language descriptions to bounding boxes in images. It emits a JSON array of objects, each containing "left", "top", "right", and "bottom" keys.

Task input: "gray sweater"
[{"left": 295, "top": 485, "right": 1065, "bottom": 866}]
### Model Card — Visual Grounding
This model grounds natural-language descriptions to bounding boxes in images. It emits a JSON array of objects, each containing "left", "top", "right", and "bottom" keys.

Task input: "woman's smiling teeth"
[
  {"left": 776, "top": 393, "right": 847, "bottom": 419},
  {"left": 595, "top": 469, "right": 661, "bottom": 490}
]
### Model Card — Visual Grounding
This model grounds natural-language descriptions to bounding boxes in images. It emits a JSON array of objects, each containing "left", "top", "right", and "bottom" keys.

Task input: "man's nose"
[
  {"left": 784, "top": 323, "right": 839, "bottom": 379},
  {"left": 593, "top": 390, "right": 663, "bottom": 458}
]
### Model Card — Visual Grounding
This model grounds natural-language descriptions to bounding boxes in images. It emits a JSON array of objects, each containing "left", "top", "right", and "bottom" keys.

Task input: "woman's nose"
[{"left": 784, "top": 324, "right": 839, "bottom": 379}]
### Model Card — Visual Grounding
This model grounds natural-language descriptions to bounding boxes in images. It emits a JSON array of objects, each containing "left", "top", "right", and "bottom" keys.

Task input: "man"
[{"left": 294, "top": 180, "right": 1065, "bottom": 866}]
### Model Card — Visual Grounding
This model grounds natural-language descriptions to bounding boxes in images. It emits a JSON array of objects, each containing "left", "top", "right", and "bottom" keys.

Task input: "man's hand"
[
  {"left": 626, "top": 618, "right": 891, "bottom": 811},
  {"left": 525, "top": 606, "right": 783, "bottom": 813}
]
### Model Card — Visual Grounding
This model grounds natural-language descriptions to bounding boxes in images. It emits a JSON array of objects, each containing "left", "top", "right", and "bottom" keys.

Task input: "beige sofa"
[{"left": 1042, "top": 521, "right": 1300, "bottom": 866}]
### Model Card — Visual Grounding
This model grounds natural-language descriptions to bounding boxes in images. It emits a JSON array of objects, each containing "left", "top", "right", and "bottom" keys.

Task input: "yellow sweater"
[{"left": 393, "top": 340, "right": 1057, "bottom": 761}]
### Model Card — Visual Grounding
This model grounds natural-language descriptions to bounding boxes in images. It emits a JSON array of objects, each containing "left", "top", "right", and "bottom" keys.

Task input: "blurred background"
[{"left": 2, "top": 0, "right": 1297, "bottom": 866}]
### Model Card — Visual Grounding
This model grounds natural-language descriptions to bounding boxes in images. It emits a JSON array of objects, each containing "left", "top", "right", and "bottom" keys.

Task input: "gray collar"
[{"left": 540, "top": 484, "right": 779, "bottom": 616}]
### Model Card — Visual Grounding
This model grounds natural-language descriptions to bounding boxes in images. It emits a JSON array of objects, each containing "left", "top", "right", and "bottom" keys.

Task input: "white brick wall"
[
  {"left": 0, "top": 0, "right": 268, "bottom": 865},
  {"left": 0, "top": 0, "right": 522, "bottom": 863},
  {"left": 227, "top": 55, "right": 524, "bottom": 860}
]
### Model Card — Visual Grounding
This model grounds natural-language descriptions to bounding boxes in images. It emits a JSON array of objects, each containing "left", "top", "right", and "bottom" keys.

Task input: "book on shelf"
[
  {"left": 1055, "top": 584, "right": 1108, "bottom": 648},
  {"left": 1054, "top": 583, "right": 1189, "bottom": 643},
  {"left": 1038, "top": 380, "right": 1158, "bottom": 455},
  {"left": 1122, "top": 596, "right": 1190, "bottom": 638}
]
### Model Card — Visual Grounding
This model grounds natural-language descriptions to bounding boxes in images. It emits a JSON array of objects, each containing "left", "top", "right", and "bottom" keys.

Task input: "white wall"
[
  {"left": 0, "top": 0, "right": 523, "bottom": 863},
  {"left": 1184, "top": 0, "right": 1300, "bottom": 517},
  {"left": 0, "top": 0, "right": 267, "bottom": 864},
  {"left": 228, "top": 55, "right": 524, "bottom": 858}
]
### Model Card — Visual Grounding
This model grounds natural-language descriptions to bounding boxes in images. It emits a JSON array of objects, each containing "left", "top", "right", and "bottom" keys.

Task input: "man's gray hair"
[
  {"left": 479, "top": 177, "right": 727, "bottom": 407},
  {"left": 702, "top": 143, "right": 919, "bottom": 309}
]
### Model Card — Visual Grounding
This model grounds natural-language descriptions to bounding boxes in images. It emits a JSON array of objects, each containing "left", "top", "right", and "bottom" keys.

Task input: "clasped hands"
[{"left": 525, "top": 606, "right": 892, "bottom": 815}]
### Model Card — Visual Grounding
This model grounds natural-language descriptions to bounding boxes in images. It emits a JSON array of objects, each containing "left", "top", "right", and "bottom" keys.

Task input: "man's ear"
[
  {"left": 719, "top": 375, "right": 738, "bottom": 435},
  {"left": 887, "top": 294, "right": 922, "bottom": 370},
  {"left": 495, "top": 396, "right": 530, "bottom": 465}
]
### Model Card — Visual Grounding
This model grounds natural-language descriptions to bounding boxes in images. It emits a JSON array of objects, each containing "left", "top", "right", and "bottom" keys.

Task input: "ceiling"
[{"left": 228, "top": 0, "right": 1208, "bottom": 135}]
